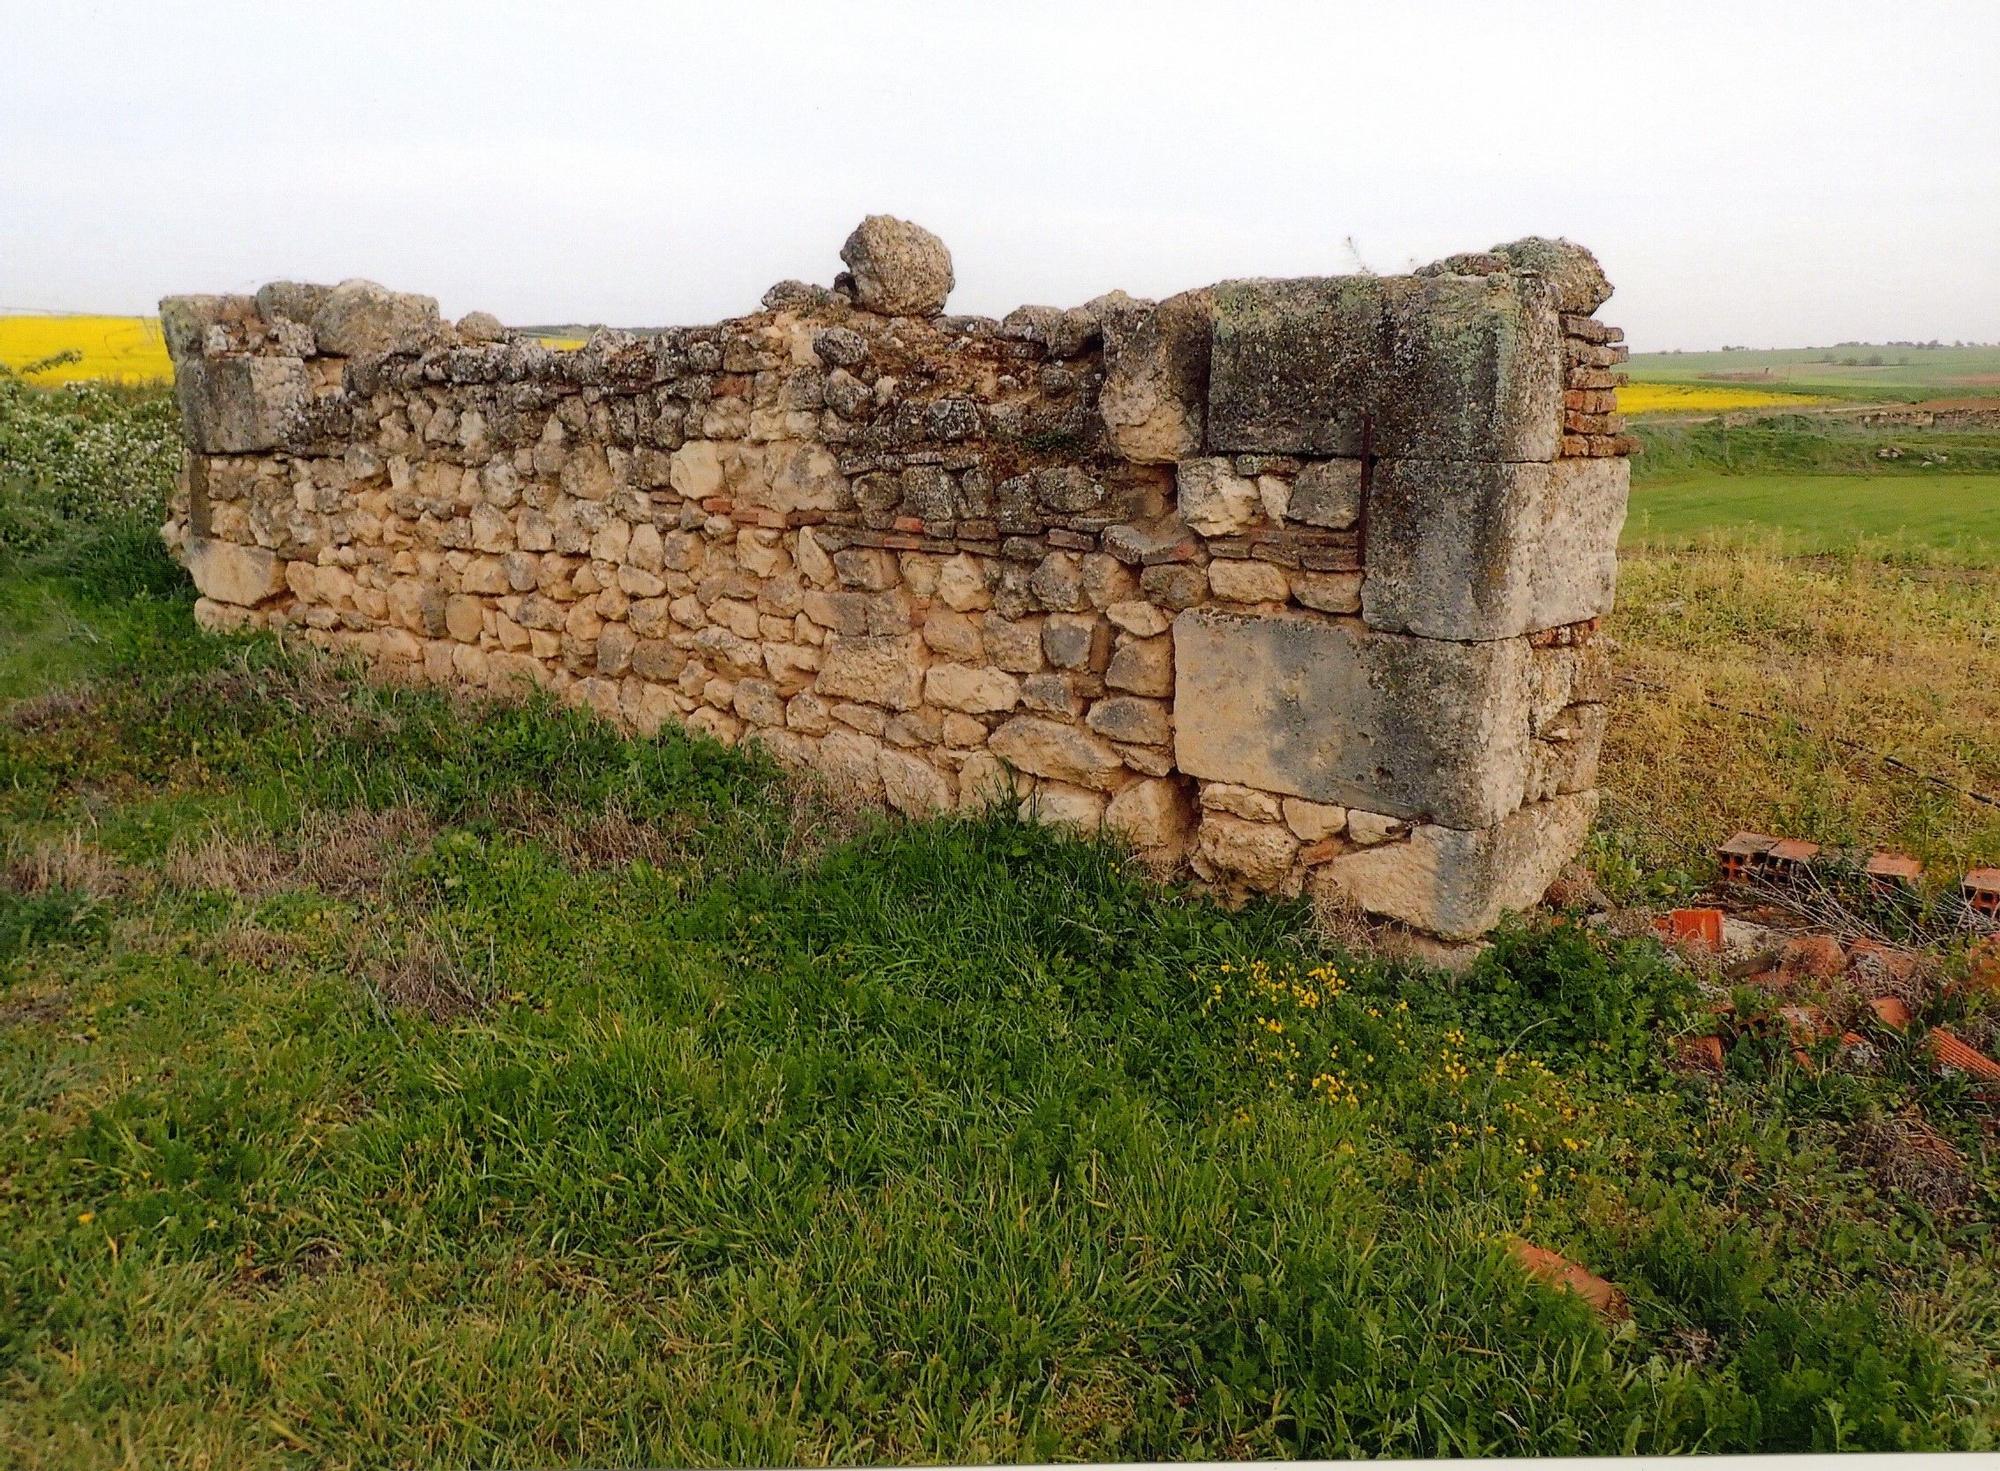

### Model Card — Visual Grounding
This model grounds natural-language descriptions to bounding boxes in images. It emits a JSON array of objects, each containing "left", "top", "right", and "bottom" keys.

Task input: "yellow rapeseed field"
[
  {"left": 0, "top": 314, "right": 174, "bottom": 384},
  {"left": 2, "top": 314, "right": 583, "bottom": 383},
  {"left": 1617, "top": 382, "right": 1832, "bottom": 416}
]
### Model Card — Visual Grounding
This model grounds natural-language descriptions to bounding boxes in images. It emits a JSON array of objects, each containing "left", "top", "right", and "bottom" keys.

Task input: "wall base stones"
[{"left": 160, "top": 220, "right": 1630, "bottom": 940}]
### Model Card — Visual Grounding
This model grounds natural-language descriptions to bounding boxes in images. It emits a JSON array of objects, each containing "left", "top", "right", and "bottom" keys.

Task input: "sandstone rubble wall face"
[{"left": 156, "top": 230, "right": 1629, "bottom": 940}]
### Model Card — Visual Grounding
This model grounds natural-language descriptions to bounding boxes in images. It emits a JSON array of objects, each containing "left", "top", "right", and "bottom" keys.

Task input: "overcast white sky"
[{"left": 4, "top": 0, "right": 1996, "bottom": 350}]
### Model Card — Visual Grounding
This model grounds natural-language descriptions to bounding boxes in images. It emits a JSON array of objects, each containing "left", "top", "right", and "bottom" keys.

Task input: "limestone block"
[
  {"left": 1176, "top": 458, "right": 1260, "bottom": 536},
  {"left": 669, "top": 441, "right": 725, "bottom": 500},
  {"left": 1282, "top": 797, "right": 1347, "bottom": 841},
  {"left": 1346, "top": 809, "right": 1406, "bottom": 845},
  {"left": 880, "top": 748, "right": 953, "bottom": 816},
  {"left": 956, "top": 751, "right": 1019, "bottom": 812},
  {"left": 1361, "top": 458, "right": 1628, "bottom": 640},
  {"left": 1041, "top": 614, "right": 1111, "bottom": 673},
  {"left": 1105, "top": 634, "right": 1173, "bottom": 696},
  {"left": 921, "top": 608, "right": 982, "bottom": 661},
  {"left": 758, "top": 441, "right": 852, "bottom": 513},
  {"left": 1287, "top": 460, "right": 1361, "bottom": 529},
  {"left": 815, "top": 632, "right": 926, "bottom": 710},
  {"left": 936, "top": 553, "right": 992, "bottom": 612},
  {"left": 444, "top": 593, "right": 484, "bottom": 643},
  {"left": 1315, "top": 792, "right": 1597, "bottom": 940},
  {"left": 1104, "top": 776, "right": 1195, "bottom": 858},
  {"left": 1196, "top": 814, "right": 1300, "bottom": 890},
  {"left": 1138, "top": 564, "right": 1205, "bottom": 611},
  {"left": 1205, "top": 273, "right": 1561, "bottom": 461},
  {"left": 1106, "top": 600, "right": 1172, "bottom": 638},
  {"left": 183, "top": 537, "right": 285, "bottom": 606},
  {"left": 733, "top": 679, "right": 787, "bottom": 728},
  {"left": 1085, "top": 696, "right": 1170, "bottom": 746},
  {"left": 1289, "top": 570, "right": 1362, "bottom": 614},
  {"left": 1208, "top": 558, "right": 1288, "bottom": 604},
  {"left": 925, "top": 663, "right": 1020, "bottom": 714},
  {"left": 1200, "top": 783, "right": 1283, "bottom": 821},
  {"left": 310, "top": 279, "right": 442, "bottom": 356},
  {"left": 1019, "top": 782, "right": 1106, "bottom": 834},
  {"left": 1082, "top": 554, "right": 1137, "bottom": 610},
  {"left": 989, "top": 716, "right": 1126, "bottom": 791},
  {"left": 839, "top": 215, "right": 953, "bottom": 316},
  {"left": 1022, "top": 673, "right": 1084, "bottom": 718},
  {"left": 175, "top": 357, "right": 310, "bottom": 453},
  {"left": 1099, "top": 289, "right": 1212, "bottom": 463},
  {"left": 1173, "top": 608, "right": 1531, "bottom": 828},
  {"left": 983, "top": 617, "right": 1045, "bottom": 674}
]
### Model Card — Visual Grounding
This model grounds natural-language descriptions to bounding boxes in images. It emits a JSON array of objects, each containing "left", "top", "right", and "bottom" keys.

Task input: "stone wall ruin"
[{"left": 160, "top": 216, "right": 1634, "bottom": 939}]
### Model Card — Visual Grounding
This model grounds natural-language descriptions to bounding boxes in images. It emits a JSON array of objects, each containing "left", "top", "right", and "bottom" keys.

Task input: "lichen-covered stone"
[
  {"left": 1362, "top": 458, "right": 1627, "bottom": 641},
  {"left": 310, "top": 279, "right": 442, "bottom": 356},
  {"left": 255, "top": 281, "right": 331, "bottom": 328},
  {"left": 175, "top": 357, "right": 310, "bottom": 453},
  {"left": 1173, "top": 608, "right": 1531, "bottom": 828},
  {"left": 839, "top": 215, "right": 954, "bottom": 316},
  {"left": 1287, "top": 460, "right": 1361, "bottom": 529},
  {"left": 1206, "top": 273, "right": 1561, "bottom": 461},
  {"left": 1100, "top": 290, "right": 1211, "bottom": 463}
]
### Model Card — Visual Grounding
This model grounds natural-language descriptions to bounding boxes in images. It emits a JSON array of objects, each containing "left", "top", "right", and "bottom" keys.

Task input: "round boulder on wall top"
[{"left": 838, "top": 214, "right": 954, "bottom": 317}]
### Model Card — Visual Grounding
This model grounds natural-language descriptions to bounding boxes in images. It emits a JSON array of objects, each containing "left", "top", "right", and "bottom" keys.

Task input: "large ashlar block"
[
  {"left": 1099, "top": 289, "right": 1212, "bottom": 463},
  {"left": 1362, "top": 457, "right": 1629, "bottom": 640},
  {"left": 1173, "top": 608, "right": 1530, "bottom": 829},
  {"left": 174, "top": 356, "right": 311, "bottom": 453},
  {"left": 1315, "top": 792, "right": 1598, "bottom": 940},
  {"left": 159, "top": 294, "right": 253, "bottom": 361},
  {"left": 1205, "top": 273, "right": 1561, "bottom": 461}
]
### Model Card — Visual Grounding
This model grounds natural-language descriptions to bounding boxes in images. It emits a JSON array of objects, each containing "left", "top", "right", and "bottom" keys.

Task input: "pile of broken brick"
[
  {"left": 1649, "top": 830, "right": 2000, "bottom": 1098},
  {"left": 1508, "top": 835, "right": 2000, "bottom": 1328},
  {"left": 1715, "top": 830, "right": 2000, "bottom": 918}
]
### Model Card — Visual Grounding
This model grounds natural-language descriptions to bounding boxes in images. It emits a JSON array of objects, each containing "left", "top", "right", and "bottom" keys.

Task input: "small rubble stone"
[{"left": 1176, "top": 459, "right": 1260, "bottom": 536}]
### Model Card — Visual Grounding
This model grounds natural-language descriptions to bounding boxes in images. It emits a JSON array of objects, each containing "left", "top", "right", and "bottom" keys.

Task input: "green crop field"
[
  {"left": 1624, "top": 471, "right": 2000, "bottom": 562},
  {"left": 1625, "top": 344, "right": 2000, "bottom": 404}
]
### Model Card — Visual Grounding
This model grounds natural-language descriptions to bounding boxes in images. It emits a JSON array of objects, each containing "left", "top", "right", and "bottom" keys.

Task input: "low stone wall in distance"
[{"left": 161, "top": 216, "right": 1633, "bottom": 939}]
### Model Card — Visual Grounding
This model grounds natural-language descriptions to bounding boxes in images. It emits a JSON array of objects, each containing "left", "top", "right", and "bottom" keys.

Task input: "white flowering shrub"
[{"left": 0, "top": 367, "right": 181, "bottom": 552}]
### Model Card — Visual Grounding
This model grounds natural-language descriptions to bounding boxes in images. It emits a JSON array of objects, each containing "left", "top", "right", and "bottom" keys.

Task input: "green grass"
[
  {"left": 0, "top": 530, "right": 1995, "bottom": 1465},
  {"left": 1633, "top": 417, "right": 2000, "bottom": 480},
  {"left": 1624, "top": 471, "right": 2000, "bottom": 563},
  {"left": 1627, "top": 344, "right": 2000, "bottom": 403},
  {"left": 2, "top": 377, "right": 1998, "bottom": 1464}
]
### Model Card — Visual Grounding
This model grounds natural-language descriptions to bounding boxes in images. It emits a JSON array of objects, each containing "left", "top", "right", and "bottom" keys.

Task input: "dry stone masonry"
[{"left": 161, "top": 216, "right": 1634, "bottom": 939}]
